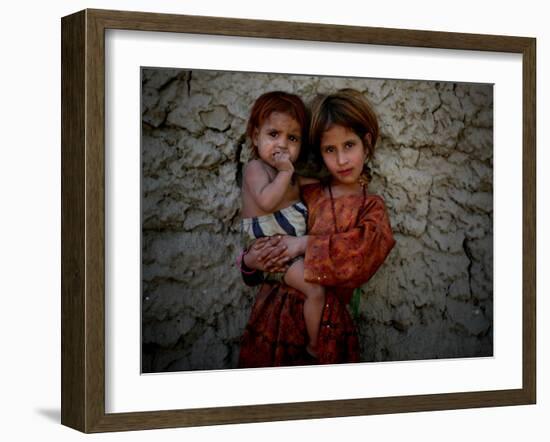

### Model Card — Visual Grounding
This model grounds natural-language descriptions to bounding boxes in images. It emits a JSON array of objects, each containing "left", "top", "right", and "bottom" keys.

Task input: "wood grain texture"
[
  {"left": 61, "top": 10, "right": 86, "bottom": 432},
  {"left": 89, "top": 8, "right": 531, "bottom": 53},
  {"left": 88, "top": 389, "right": 531, "bottom": 433},
  {"left": 85, "top": 10, "right": 107, "bottom": 433},
  {"left": 522, "top": 38, "right": 536, "bottom": 404},
  {"left": 60, "top": 8, "right": 537, "bottom": 433}
]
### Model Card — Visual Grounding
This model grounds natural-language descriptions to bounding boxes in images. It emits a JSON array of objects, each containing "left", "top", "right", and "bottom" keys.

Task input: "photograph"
[{"left": 140, "top": 68, "right": 494, "bottom": 373}]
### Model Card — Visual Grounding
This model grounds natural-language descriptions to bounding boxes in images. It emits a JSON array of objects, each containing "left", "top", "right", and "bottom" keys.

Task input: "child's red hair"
[{"left": 246, "top": 91, "right": 309, "bottom": 158}]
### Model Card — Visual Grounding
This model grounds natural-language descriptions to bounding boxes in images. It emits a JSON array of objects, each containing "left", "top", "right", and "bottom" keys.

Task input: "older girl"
[{"left": 239, "top": 89, "right": 395, "bottom": 367}]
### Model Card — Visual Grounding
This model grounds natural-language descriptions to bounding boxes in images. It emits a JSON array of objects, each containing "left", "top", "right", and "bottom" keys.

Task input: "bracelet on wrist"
[{"left": 236, "top": 248, "right": 256, "bottom": 275}]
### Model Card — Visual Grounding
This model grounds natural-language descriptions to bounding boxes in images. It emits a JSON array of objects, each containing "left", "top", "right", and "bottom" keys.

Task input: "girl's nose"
[{"left": 337, "top": 150, "right": 347, "bottom": 165}]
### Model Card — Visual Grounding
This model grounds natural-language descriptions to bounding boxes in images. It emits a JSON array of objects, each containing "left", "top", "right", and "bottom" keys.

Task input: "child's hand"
[{"left": 272, "top": 151, "right": 294, "bottom": 174}]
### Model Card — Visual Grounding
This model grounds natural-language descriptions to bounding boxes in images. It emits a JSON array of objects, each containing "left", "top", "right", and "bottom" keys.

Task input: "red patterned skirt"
[{"left": 238, "top": 282, "right": 360, "bottom": 368}]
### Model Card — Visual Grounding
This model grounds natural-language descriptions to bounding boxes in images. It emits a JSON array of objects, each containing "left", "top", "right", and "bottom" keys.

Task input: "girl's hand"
[
  {"left": 244, "top": 237, "right": 288, "bottom": 272},
  {"left": 278, "top": 235, "right": 308, "bottom": 260},
  {"left": 261, "top": 235, "right": 308, "bottom": 268}
]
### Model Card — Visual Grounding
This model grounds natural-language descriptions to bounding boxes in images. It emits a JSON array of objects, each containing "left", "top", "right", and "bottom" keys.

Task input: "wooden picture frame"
[{"left": 61, "top": 8, "right": 536, "bottom": 433}]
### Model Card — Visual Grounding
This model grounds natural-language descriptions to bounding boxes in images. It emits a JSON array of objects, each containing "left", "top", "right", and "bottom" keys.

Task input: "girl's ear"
[
  {"left": 252, "top": 127, "right": 259, "bottom": 148},
  {"left": 363, "top": 132, "right": 373, "bottom": 160},
  {"left": 363, "top": 132, "right": 372, "bottom": 147}
]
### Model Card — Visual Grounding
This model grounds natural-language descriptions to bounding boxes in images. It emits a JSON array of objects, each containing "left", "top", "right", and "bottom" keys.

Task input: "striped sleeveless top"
[{"left": 241, "top": 201, "right": 308, "bottom": 241}]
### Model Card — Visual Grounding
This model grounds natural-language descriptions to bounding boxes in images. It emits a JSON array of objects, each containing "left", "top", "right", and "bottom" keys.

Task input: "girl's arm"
[
  {"left": 303, "top": 195, "right": 396, "bottom": 288},
  {"left": 244, "top": 159, "right": 293, "bottom": 213}
]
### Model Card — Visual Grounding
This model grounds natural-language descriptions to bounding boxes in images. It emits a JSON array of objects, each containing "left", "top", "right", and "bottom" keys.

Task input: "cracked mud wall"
[{"left": 141, "top": 68, "right": 493, "bottom": 372}]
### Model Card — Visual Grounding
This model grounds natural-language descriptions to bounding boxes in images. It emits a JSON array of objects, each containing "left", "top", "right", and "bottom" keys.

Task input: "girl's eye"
[
  {"left": 324, "top": 146, "right": 335, "bottom": 154},
  {"left": 269, "top": 131, "right": 278, "bottom": 138},
  {"left": 345, "top": 142, "right": 355, "bottom": 149},
  {"left": 289, "top": 136, "right": 299, "bottom": 142}
]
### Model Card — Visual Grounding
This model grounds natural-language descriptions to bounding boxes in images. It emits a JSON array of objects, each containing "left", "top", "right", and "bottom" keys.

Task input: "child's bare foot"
[{"left": 306, "top": 344, "right": 318, "bottom": 359}]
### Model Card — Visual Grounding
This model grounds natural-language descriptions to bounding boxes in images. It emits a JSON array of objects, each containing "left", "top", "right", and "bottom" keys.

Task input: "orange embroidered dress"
[{"left": 238, "top": 183, "right": 396, "bottom": 367}]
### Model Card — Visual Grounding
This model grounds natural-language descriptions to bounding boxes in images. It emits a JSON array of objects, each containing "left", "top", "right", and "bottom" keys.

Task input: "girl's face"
[
  {"left": 320, "top": 124, "right": 369, "bottom": 188},
  {"left": 252, "top": 111, "right": 302, "bottom": 168}
]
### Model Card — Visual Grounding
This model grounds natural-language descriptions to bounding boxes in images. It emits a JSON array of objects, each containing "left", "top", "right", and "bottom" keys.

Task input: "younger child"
[{"left": 239, "top": 91, "right": 324, "bottom": 358}]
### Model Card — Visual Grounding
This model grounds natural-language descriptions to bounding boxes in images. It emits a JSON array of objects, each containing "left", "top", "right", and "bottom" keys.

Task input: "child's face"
[
  {"left": 320, "top": 124, "right": 369, "bottom": 187},
  {"left": 252, "top": 111, "right": 302, "bottom": 168}
]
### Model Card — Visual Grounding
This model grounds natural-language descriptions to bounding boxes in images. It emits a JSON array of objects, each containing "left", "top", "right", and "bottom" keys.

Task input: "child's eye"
[
  {"left": 324, "top": 146, "right": 335, "bottom": 153},
  {"left": 289, "top": 135, "right": 299, "bottom": 142},
  {"left": 345, "top": 142, "right": 355, "bottom": 149},
  {"left": 269, "top": 131, "right": 278, "bottom": 138}
]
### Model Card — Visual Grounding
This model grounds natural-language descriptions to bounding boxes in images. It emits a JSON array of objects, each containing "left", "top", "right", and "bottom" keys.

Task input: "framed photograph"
[{"left": 61, "top": 9, "right": 536, "bottom": 433}]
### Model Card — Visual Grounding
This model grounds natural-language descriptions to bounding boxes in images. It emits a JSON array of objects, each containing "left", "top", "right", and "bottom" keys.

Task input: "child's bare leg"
[{"left": 283, "top": 259, "right": 325, "bottom": 357}]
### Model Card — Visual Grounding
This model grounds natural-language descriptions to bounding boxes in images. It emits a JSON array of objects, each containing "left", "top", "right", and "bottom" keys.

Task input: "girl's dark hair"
[
  {"left": 246, "top": 91, "right": 309, "bottom": 159},
  {"left": 309, "top": 88, "right": 379, "bottom": 164}
]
